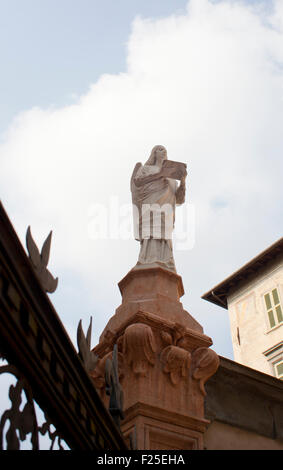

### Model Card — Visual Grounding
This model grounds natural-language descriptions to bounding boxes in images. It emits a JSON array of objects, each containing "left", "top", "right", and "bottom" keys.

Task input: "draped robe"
[{"left": 131, "top": 163, "right": 177, "bottom": 272}]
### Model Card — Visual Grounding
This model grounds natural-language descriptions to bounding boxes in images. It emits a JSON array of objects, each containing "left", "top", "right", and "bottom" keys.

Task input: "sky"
[{"left": 1, "top": 0, "right": 283, "bottom": 379}]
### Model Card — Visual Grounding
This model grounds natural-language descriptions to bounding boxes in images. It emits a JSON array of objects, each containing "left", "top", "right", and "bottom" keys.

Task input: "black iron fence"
[{"left": 0, "top": 201, "right": 127, "bottom": 450}]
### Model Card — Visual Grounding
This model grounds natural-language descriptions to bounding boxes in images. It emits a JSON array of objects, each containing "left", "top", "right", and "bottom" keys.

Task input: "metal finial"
[{"left": 26, "top": 226, "right": 58, "bottom": 293}]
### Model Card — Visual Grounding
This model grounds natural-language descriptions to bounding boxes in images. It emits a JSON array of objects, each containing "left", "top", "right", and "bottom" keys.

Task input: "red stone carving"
[
  {"left": 92, "top": 267, "right": 220, "bottom": 449},
  {"left": 192, "top": 347, "right": 220, "bottom": 396},
  {"left": 160, "top": 331, "right": 173, "bottom": 346},
  {"left": 91, "top": 350, "right": 124, "bottom": 389},
  {"left": 160, "top": 326, "right": 192, "bottom": 385},
  {"left": 123, "top": 323, "right": 156, "bottom": 376},
  {"left": 161, "top": 345, "right": 191, "bottom": 385},
  {"left": 160, "top": 323, "right": 192, "bottom": 351}
]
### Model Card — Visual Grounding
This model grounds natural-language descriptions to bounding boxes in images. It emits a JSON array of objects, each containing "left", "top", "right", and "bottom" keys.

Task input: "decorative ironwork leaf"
[
  {"left": 105, "top": 344, "right": 124, "bottom": 428},
  {"left": 26, "top": 226, "right": 41, "bottom": 269},
  {"left": 77, "top": 317, "right": 98, "bottom": 373},
  {"left": 86, "top": 317, "right": 92, "bottom": 350},
  {"left": 44, "top": 270, "right": 58, "bottom": 294},
  {"left": 41, "top": 231, "right": 52, "bottom": 267},
  {"left": 26, "top": 226, "right": 58, "bottom": 293}
]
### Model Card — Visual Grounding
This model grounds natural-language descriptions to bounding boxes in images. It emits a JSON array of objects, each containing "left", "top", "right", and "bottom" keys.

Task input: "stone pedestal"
[{"left": 92, "top": 267, "right": 219, "bottom": 450}]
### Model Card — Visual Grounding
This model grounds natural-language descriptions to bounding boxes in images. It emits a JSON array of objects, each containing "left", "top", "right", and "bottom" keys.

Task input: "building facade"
[
  {"left": 1, "top": 201, "right": 283, "bottom": 450},
  {"left": 202, "top": 238, "right": 283, "bottom": 379}
]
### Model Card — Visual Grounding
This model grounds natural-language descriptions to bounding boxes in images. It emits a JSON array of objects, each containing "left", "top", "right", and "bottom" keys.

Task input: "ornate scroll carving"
[
  {"left": 160, "top": 326, "right": 191, "bottom": 385},
  {"left": 26, "top": 226, "right": 58, "bottom": 293},
  {"left": 160, "top": 331, "right": 173, "bottom": 346},
  {"left": 192, "top": 347, "right": 220, "bottom": 396},
  {"left": 123, "top": 323, "right": 156, "bottom": 376},
  {"left": 160, "top": 323, "right": 189, "bottom": 350},
  {"left": 161, "top": 346, "right": 191, "bottom": 385}
]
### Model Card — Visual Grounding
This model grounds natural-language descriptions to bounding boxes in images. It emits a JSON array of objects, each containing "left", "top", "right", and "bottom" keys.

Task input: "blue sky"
[
  {"left": 0, "top": 0, "right": 271, "bottom": 133},
  {"left": 0, "top": 0, "right": 190, "bottom": 133},
  {"left": 1, "top": 0, "right": 282, "bottom": 365}
]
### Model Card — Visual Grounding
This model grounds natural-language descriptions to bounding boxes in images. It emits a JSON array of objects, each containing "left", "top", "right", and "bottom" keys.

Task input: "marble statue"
[{"left": 131, "top": 145, "right": 187, "bottom": 272}]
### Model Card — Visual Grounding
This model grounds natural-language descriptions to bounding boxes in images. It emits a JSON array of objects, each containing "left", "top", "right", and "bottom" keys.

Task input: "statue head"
[{"left": 145, "top": 145, "right": 167, "bottom": 166}]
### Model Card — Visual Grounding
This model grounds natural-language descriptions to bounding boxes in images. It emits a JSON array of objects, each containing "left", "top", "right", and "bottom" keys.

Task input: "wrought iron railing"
[{"left": 0, "top": 201, "right": 127, "bottom": 450}]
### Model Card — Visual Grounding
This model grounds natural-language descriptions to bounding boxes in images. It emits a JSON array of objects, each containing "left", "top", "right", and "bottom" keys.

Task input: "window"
[
  {"left": 263, "top": 341, "right": 283, "bottom": 379},
  {"left": 264, "top": 288, "right": 283, "bottom": 329},
  {"left": 274, "top": 360, "right": 283, "bottom": 381}
]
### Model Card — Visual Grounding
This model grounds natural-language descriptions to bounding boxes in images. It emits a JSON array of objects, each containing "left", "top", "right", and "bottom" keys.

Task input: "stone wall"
[
  {"left": 204, "top": 356, "right": 283, "bottom": 450},
  {"left": 227, "top": 255, "right": 283, "bottom": 376}
]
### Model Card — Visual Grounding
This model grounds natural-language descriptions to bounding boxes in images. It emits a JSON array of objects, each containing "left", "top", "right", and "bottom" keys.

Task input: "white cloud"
[{"left": 1, "top": 0, "right": 282, "bottom": 356}]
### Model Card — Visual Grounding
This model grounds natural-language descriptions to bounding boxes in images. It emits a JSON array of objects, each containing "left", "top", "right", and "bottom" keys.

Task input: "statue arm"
[
  {"left": 131, "top": 163, "right": 142, "bottom": 191},
  {"left": 176, "top": 176, "right": 186, "bottom": 205},
  {"left": 133, "top": 168, "right": 165, "bottom": 187}
]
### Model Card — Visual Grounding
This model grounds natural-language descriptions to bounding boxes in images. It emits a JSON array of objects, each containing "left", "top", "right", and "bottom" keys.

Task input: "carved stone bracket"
[
  {"left": 161, "top": 345, "right": 191, "bottom": 385},
  {"left": 192, "top": 347, "right": 220, "bottom": 396},
  {"left": 160, "top": 324, "right": 219, "bottom": 390},
  {"left": 123, "top": 323, "right": 156, "bottom": 376},
  {"left": 160, "top": 325, "right": 191, "bottom": 385}
]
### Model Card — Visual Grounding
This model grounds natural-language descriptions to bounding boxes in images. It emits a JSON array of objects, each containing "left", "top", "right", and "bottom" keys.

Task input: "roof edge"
[{"left": 202, "top": 237, "right": 283, "bottom": 309}]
